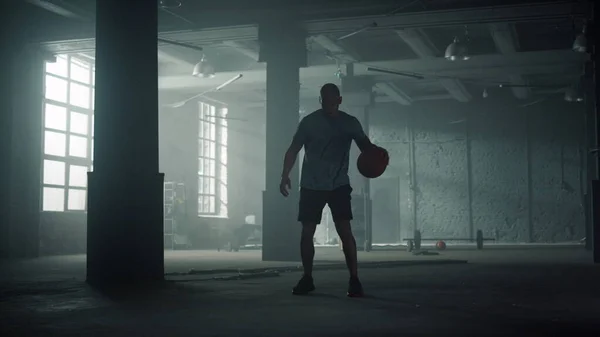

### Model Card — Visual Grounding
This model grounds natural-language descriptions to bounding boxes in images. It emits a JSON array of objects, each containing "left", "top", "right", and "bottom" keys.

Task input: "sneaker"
[
  {"left": 292, "top": 275, "right": 315, "bottom": 295},
  {"left": 347, "top": 277, "right": 364, "bottom": 297}
]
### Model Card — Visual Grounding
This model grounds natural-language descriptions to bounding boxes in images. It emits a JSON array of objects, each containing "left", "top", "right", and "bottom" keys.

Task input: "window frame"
[
  {"left": 198, "top": 101, "right": 228, "bottom": 217},
  {"left": 41, "top": 55, "right": 95, "bottom": 213}
]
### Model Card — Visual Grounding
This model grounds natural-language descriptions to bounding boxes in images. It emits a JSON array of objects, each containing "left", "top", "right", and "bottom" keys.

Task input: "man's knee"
[
  {"left": 334, "top": 221, "right": 353, "bottom": 239},
  {"left": 301, "top": 222, "right": 317, "bottom": 240}
]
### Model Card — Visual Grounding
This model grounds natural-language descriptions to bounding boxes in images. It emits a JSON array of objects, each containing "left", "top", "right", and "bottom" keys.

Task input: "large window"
[
  {"left": 198, "top": 102, "right": 228, "bottom": 217},
  {"left": 42, "top": 55, "right": 95, "bottom": 212}
]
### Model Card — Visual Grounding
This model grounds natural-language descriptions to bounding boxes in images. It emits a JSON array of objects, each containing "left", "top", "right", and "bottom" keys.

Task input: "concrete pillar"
[
  {"left": 341, "top": 74, "right": 373, "bottom": 192},
  {"left": 593, "top": 1, "right": 599, "bottom": 263},
  {"left": 87, "top": 0, "right": 164, "bottom": 285},
  {"left": 0, "top": 4, "right": 43, "bottom": 258},
  {"left": 259, "top": 19, "right": 306, "bottom": 261},
  {"left": 341, "top": 74, "right": 374, "bottom": 251},
  {"left": 0, "top": 4, "right": 19, "bottom": 258}
]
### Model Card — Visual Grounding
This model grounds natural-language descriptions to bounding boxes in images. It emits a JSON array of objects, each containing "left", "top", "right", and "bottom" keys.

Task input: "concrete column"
[
  {"left": 593, "top": 1, "right": 599, "bottom": 263},
  {"left": 341, "top": 74, "right": 373, "bottom": 193},
  {"left": 341, "top": 74, "right": 374, "bottom": 251},
  {"left": 0, "top": 4, "right": 19, "bottom": 258},
  {"left": 259, "top": 19, "right": 306, "bottom": 261},
  {"left": 87, "top": 0, "right": 164, "bottom": 285},
  {"left": 0, "top": 4, "right": 43, "bottom": 258}
]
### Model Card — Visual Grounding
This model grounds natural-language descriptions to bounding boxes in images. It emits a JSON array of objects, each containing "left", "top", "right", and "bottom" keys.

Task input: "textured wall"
[{"left": 370, "top": 96, "right": 585, "bottom": 244}]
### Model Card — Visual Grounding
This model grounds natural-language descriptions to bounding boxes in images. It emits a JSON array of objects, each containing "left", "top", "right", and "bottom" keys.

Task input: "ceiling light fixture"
[
  {"left": 445, "top": 37, "right": 470, "bottom": 61},
  {"left": 192, "top": 55, "right": 215, "bottom": 78},
  {"left": 572, "top": 24, "right": 588, "bottom": 53},
  {"left": 564, "top": 85, "right": 584, "bottom": 103}
]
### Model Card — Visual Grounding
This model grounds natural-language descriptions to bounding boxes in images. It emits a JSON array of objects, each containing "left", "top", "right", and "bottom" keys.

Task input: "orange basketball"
[
  {"left": 357, "top": 147, "right": 389, "bottom": 178},
  {"left": 436, "top": 240, "right": 446, "bottom": 250}
]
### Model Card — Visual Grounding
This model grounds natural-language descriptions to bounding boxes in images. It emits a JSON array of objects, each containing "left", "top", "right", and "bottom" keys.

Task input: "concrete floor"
[{"left": 1, "top": 246, "right": 599, "bottom": 336}]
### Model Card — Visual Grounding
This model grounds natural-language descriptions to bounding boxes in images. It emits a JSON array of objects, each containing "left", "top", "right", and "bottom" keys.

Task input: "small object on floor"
[
  {"left": 436, "top": 240, "right": 446, "bottom": 250},
  {"left": 292, "top": 275, "right": 315, "bottom": 295},
  {"left": 412, "top": 250, "right": 439, "bottom": 256},
  {"left": 347, "top": 277, "right": 364, "bottom": 297}
]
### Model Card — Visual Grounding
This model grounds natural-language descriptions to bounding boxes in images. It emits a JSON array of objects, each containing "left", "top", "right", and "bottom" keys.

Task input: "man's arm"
[
  {"left": 281, "top": 120, "right": 306, "bottom": 178},
  {"left": 351, "top": 117, "right": 375, "bottom": 153}
]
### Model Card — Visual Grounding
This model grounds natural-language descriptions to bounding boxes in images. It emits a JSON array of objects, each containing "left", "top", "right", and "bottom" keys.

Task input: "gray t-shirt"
[{"left": 292, "top": 109, "right": 367, "bottom": 191}]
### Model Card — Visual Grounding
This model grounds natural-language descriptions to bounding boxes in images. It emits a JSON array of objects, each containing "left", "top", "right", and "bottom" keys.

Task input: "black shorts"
[{"left": 298, "top": 185, "right": 353, "bottom": 224}]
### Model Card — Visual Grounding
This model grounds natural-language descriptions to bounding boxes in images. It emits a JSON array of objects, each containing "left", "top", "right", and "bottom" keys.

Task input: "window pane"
[
  {"left": 46, "top": 56, "right": 68, "bottom": 77},
  {"left": 44, "top": 104, "right": 67, "bottom": 131},
  {"left": 91, "top": 115, "right": 94, "bottom": 137},
  {"left": 202, "top": 178, "right": 211, "bottom": 195},
  {"left": 45, "top": 75, "right": 68, "bottom": 103},
  {"left": 92, "top": 88, "right": 95, "bottom": 110},
  {"left": 198, "top": 139, "right": 204, "bottom": 157},
  {"left": 69, "top": 165, "right": 88, "bottom": 187},
  {"left": 203, "top": 122, "right": 211, "bottom": 140},
  {"left": 91, "top": 139, "right": 94, "bottom": 161},
  {"left": 209, "top": 140, "right": 216, "bottom": 158},
  {"left": 210, "top": 123, "right": 216, "bottom": 141},
  {"left": 69, "top": 82, "right": 91, "bottom": 109},
  {"left": 68, "top": 189, "right": 87, "bottom": 210},
  {"left": 208, "top": 196, "right": 215, "bottom": 213},
  {"left": 44, "top": 131, "right": 66, "bottom": 157},
  {"left": 43, "top": 187, "right": 65, "bottom": 211},
  {"left": 43, "top": 160, "right": 65, "bottom": 185},
  {"left": 208, "top": 159, "right": 216, "bottom": 177},
  {"left": 69, "top": 135, "right": 88, "bottom": 158},
  {"left": 198, "top": 157, "right": 204, "bottom": 175},
  {"left": 69, "top": 111, "right": 88, "bottom": 135},
  {"left": 70, "top": 58, "right": 90, "bottom": 84},
  {"left": 92, "top": 68, "right": 95, "bottom": 86},
  {"left": 209, "top": 177, "right": 215, "bottom": 194}
]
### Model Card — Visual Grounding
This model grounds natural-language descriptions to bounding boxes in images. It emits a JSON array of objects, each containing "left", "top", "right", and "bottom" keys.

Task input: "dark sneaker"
[
  {"left": 347, "top": 277, "right": 364, "bottom": 297},
  {"left": 292, "top": 275, "right": 315, "bottom": 295}
]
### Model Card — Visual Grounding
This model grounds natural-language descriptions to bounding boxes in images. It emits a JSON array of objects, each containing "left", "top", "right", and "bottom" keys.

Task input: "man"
[{"left": 279, "top": 83, "right": 388, "bottom": 297}]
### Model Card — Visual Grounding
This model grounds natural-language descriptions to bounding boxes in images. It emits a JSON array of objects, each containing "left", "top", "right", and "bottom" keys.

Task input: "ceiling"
[{"left": 26, "top": 0, "right": 591, "bottom": 108}]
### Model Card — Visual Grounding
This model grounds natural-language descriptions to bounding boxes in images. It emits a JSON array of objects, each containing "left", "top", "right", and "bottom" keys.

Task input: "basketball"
[
  {"left": 436, "top": 240, "right": 446, "bottom": 250},
  {"left": 357, "top": 146, "right": 389, "bottom": 178}
]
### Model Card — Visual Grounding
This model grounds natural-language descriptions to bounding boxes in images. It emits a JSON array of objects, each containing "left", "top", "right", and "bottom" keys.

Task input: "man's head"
[{"left": 319, "top": 83, "right": 342, "bottom": 113}]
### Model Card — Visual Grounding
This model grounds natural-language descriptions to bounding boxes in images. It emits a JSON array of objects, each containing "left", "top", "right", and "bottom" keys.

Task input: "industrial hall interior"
[{"left": 1, "top": 0, "right": 600, "bottom": 336}]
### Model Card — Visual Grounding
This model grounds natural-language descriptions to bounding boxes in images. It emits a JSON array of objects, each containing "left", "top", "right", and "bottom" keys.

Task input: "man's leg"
[
  {"left": 293, "top": 188, "right": 326, "bottom": 295},
  {"left": 335, "top": 220, "right": 358, "bottom": 278},
  {"left": 329, "top": 185, "right": 364, "bottom": 297},
  {"left": 300, "top": 222, "right": 317, "bottom": 277}
]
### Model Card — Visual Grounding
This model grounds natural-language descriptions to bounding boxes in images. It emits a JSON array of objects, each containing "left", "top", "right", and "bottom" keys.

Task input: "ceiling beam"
[
  {"left": 159, "top": 49, "right": 587, "bottom": 91},
  {"left": 40, "top": 2, "right": 585, "bottom": 53},
  {"left": 395, "top": 28, "right": 472, "bottom": 102},
  {"left": 374, "top": 83, "right": 412, "bottom": 105},
  {"left": 489, "top": 23, "right": 530, "bottom": 99},
  {"left": 312, "top": 35, "right": 413, "bottom": 104},
  {"left": 306, "top": 2, "right": 586, "bottom": 34},
  {"left": 311, "top": 35, "right": 358, "bottom": 63},
  {"left": 157, "top": 49, "right": 195, "bottom": 68},
  {"left": 221, "top": 41, "right": 260, "bottom": 61},
  {"left": 25, "top": 0, "right": 88, "bottom": 20}
]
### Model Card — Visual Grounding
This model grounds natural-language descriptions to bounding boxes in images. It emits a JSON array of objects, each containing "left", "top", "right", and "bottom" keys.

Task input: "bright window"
[
  {"left": 198, "top": 102, "right": 228, "bottom": 217},
  {"left": 42, "top": 55, "right": 94, "bottom": 212}
]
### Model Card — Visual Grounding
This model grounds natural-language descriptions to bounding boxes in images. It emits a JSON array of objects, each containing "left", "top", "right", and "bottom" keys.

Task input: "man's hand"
[
  {"left": 280, "top": 176, "right": 292, "bottom": 197},
  {"left": 377, "top": 146, "right": 390, "bottom": 165}
]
